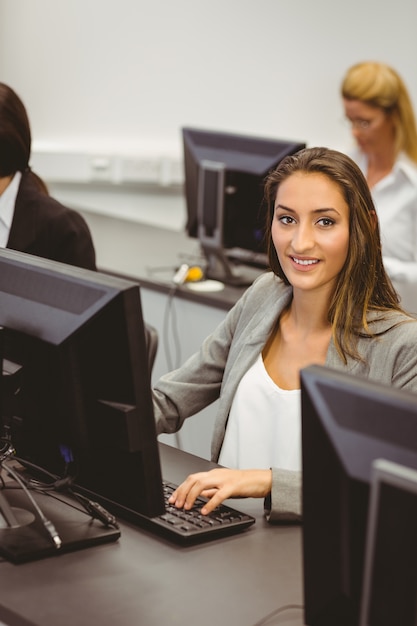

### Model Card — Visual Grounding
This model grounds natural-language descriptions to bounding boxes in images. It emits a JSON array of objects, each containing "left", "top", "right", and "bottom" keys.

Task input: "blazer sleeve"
[
  {"left": 152, "top": 273, "right": 279, "bottom": 435},
  {"left": 49, "top": 207, "right": 97, "bottom": 270},
  {"left": 152, "top": 291, "right": 245, "bottom": 435},
  {"left": 265, "top": 468, "right": 302, "bottom": 523}
]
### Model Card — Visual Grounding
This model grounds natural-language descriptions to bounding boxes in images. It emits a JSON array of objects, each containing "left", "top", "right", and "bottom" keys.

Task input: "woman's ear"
[{"left": 370, "top": 209, "right": 377, "bottom": 230}]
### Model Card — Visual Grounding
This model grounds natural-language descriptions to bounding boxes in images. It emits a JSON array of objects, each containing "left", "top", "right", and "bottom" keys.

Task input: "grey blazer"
[{"left": 153, "top": 272, "right": 417, "bottom": 521}]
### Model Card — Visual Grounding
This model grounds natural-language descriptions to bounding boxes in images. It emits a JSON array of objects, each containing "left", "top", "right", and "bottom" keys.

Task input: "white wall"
[{"left": 1, "top": 0, "right": 417, "bottom": 227}]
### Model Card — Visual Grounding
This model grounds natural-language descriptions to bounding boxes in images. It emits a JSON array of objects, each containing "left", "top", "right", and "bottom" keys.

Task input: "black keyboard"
[{"left": 146, "top": 480, "right": 256, "bottom": 544}]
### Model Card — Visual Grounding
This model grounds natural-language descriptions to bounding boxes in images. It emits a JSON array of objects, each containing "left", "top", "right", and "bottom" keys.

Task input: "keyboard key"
[{"left": 150, "top": 481, "right": 256, "bottom": 543}]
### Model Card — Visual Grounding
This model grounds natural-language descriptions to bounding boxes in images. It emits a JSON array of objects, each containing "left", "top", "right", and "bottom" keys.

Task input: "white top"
[
  {"left": 350, "top": 148, "right": 417, "bottom": 284},
  {"left": 218, "top": 354, "right": 301, "bottom": 471},
  {"left": 0, "top": 171, "right": 21, "bottom": 247}
]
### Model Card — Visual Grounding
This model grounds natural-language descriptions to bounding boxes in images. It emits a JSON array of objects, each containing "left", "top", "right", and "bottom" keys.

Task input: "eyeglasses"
[
  {"left": 342, "top": 115, "right": 386, "bottom": 131},
  {"left": 343, "top": 118, "right": 373, "bottom": 130}
]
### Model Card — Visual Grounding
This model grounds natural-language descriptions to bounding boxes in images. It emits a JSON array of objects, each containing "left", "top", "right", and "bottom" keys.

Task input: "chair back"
[{"left": 144, "top": 323, "right": 158, "bottom": 374}]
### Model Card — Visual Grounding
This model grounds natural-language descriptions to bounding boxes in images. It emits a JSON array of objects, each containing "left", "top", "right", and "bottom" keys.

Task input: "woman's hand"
[{"left": 168, "top": 468, "right": 272, "bottom": 515}]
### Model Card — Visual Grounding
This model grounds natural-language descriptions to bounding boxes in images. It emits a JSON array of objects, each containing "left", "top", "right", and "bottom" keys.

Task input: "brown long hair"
[
  {"left": 264, "top": 147, "right": 402, "bottom": 362},
  {"left": 0, "top": 82, "right": 48, "bottom": 193}
]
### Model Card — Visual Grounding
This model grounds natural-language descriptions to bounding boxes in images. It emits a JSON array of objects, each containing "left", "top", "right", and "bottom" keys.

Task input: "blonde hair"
[{"left": 341, "top": 61, "right": 417, "bottom": 163}]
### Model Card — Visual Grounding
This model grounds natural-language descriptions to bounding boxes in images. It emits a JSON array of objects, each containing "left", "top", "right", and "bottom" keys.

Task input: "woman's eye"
[
  {"left": 317, "top": 217, "right": 335, "bottom": 227},
  {"left": 278, "top": 215, "right": 295, "bottom": 225}
]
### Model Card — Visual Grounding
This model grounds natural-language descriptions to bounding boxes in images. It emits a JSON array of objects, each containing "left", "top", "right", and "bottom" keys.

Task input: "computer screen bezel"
[
  {"left": 182, "top": 126, "right": 306, "bottom": 285},
  {"left": 300, "top": 364, "right": 417, "bottom": 626},
  {"left": 359, "top": 458, "right": 417, "bottom": 626},
  {"left": 0, "top": 247, "right": 165, "bottom": 521}
]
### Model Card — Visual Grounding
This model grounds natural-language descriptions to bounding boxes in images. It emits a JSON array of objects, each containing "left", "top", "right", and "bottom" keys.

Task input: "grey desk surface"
[
  {"left": 80, "top": 210, "right": 265, "bottom": 311},
  {"left": 0, "top": 444, "right": 304, "bottom": 626}
]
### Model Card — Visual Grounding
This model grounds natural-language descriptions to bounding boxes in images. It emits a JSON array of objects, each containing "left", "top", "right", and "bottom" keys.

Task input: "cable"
[
  {"left": 163, "top": 262, "right": 204, "bottom": 371},
  {"left": 162, "top": 280, "right": 189, "bottom": 453},
  {"left": 161, "top": 285, "right": 184, "bottom": 450},
  {"left": 11, "top": 455, "right": 71, "bottom": 486},
  {"left": 69, "top": 491, "right": 118, "bottom": 528},
  {"left": 0, "top": 438, "right": 15, "bottom": 463},
  {"left": 251, "top": 603, "right": 304, "bottom": 626},
  {"left": 2, "top": 459, "right": 62, "bottom": 549},
  {"left": 162, "top": 284, "right": 182, "bottom": 372},
  {"left": 12, "top": 455, "right": 119, "bottom": 529}
]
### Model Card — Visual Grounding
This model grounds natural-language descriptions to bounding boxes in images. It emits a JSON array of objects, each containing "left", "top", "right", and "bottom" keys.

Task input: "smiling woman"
[
  {"left": 272, "top": 172, "right": 350, "bottom": 294},
  {"left": 152, "top": 147, "right": 417, "bottom": 523},
  {"left": 262, "top": 171, "right": 350, "bottom": 391}
]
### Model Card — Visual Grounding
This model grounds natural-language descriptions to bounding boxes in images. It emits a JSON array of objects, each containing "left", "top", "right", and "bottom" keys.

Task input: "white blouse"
[
  {"left": 218, "top": 354, "right": 301, "bottom": 472},
  {"left": 0, "top": 171, "right": 21, "bottom": 247},
  {"left": 350, "top": 148, "right": 417, "bottom": 282}
]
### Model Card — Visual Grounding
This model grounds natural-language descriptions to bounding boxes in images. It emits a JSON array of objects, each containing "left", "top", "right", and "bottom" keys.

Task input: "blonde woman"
[{"left": 341, "top": 61, "right": 417, "bottom": 289}]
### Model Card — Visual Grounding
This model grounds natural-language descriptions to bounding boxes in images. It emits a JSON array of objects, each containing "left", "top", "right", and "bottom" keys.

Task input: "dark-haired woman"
[{"left": 0, "top": 82, "right": 96, "bottom": 269}]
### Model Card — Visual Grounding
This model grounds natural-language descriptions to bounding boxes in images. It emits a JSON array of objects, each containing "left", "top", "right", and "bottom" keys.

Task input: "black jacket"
[{"left": 7, "top": 171, "right": 96, "bottom": 270}]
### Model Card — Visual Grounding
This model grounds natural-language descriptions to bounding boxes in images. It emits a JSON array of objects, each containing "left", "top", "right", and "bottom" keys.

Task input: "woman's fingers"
[{"left": 168, "top": 468, "right": 272, "bottom": 514}]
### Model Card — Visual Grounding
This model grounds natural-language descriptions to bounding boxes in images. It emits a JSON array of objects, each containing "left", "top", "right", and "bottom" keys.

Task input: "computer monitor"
[
  {"left": 182, "top": 127, "right": 305, "bottom": 286},
  {"left": 300, "top": 364, "right": 417, "bottom": 626},
  {"left": 0, "top": 247, "right": 165, "bottom": 521},
  {"left": 359, "top": 459, "right": 417, "bottom": 626}
]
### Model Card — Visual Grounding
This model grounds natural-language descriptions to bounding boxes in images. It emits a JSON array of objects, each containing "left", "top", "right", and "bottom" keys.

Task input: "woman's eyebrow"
[{"left": 275, "top": 204, "right": 340, "bottom": 214}]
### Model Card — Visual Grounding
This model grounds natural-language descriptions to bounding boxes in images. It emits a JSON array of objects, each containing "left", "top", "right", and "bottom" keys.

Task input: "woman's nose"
[{"left": 292, "top": 224, "right": 314, "bottom": 252}]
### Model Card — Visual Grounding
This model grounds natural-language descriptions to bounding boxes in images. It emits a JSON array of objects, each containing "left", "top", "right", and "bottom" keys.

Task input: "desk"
[
  {"left": 80, "top": 209, "right": 263, "bottom": 310},
  {"left": 0, "top": 444, "right": 304, "bottom": 626}
]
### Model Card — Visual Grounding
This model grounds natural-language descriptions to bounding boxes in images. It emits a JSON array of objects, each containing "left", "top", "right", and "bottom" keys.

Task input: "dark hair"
[
  {"left": 0, "top": 82, "right": 47, "bottom": 192},
  {"left": 264, "top": 146, "right": 402, "bottom": 362}
]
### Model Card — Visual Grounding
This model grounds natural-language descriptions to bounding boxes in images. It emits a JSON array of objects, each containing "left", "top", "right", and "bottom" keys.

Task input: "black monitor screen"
[
  {"left": 0, "top": 248, "right": 165, "bottom": 520},
  {"left": 359, "top": 459, "right": 417, "bottom": 626},
  {"left": 300, "top": 364, "right": 417, "bottom": 626},
  {"left": 182, "top": 127, "right": 305, "bottom": 285}
]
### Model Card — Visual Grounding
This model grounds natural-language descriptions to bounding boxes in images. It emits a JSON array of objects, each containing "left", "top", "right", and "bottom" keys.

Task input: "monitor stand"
[
  {"left": 197, "top": 160, "right": 264, "bottom": 288},
  {"left": 0, "top": 490, "right": 35, "bottom": 528},
  {"left": 0, "top": 325, "right": 120, "bottom": 563},
  {"left": 202, "top": 244, "right": 262, "bottom": 287},
  {"left": 0, "top": 477, "right": 120, "bottom": 564}
]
